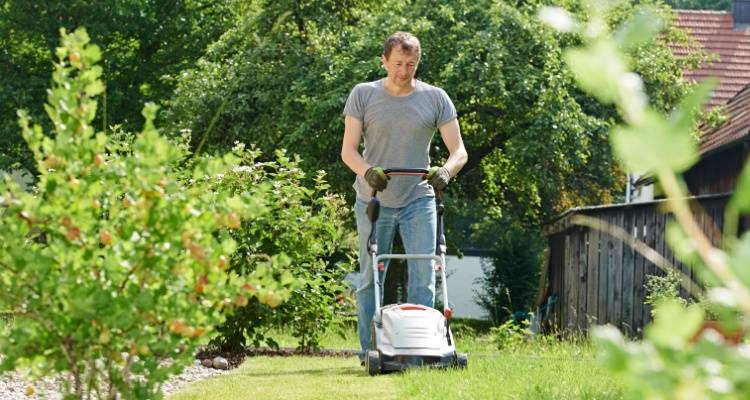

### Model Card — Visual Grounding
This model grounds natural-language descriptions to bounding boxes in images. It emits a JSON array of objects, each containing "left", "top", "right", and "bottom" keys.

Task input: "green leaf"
[
  {"left": 591, "top": 325, "right": 629, "bottom": 371},
  {"left": 84, "top": 81, "right": 104, "bottom": 97},
  {"left": 669, "top": 79, "right": 717, "bottom": 135},
  {"left": 564, "top": 40, "right": 627, "bottom": 104},
  {"left": 83, "top": 45, "right": 102, "bottom": 64},
  {"left": 611, "top": 110, "right": 698, "bottom": 174},
  {"left": 665, "top": 220, "right": 701, "bottom": 268},
  {"left": 280, "top": 270, "right": 296, "bottom": 286},
  {"left": 614, "top": 11, "right": 663, "bottom": 50},
  {"left": 729, "top": 232, "right": 750, "bottom": 287},
  {"left": 646, "top": 301, "right": 704, "bottom": 348},
  {"left": 729, "top": 160, "right": 750, "bottom": 213},
  {"left": 226, "top": 196, "right": 244, "bottom": 212}
]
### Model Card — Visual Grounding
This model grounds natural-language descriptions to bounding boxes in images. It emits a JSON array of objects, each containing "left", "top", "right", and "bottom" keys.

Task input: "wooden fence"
[{"left": 539, "top": 193, "right": 733, "bottom": 336}]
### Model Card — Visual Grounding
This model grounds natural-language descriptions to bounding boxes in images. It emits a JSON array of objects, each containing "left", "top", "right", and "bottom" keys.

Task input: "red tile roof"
[
  {"left": 674, "top": 10, "right": 750, "bottom": 108},
  {"left": 673, "top": 10, "right": 750, "bottom": 154},
  {"left": 700, "top": 84, "right": 750, "bottom": 154}
]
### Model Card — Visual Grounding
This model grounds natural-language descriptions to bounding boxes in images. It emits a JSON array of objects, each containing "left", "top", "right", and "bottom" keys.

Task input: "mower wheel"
[
  {"left": 366, "top": 350, "right": 381, "bottom": 376},
  {"left": 456, "top": 352, "right": 468, "bottom": 369}
]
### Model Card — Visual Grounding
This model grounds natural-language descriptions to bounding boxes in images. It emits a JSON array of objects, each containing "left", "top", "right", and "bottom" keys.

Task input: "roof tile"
[{"left": 673, "top": 10, "right": 750, "bottom": 151}]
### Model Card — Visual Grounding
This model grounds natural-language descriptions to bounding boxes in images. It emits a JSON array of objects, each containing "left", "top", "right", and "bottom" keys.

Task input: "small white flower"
[
  {"left": 187, "top": 205, "right": 200, "bottom": 216},
  {"left": 538, "top": 7, "right": 576, "bottom": 32},
  {"left": 233, "top": 165, "right": 252, "bottom": 173},
  {"left": 737, "top": 344, "right": 750, "bottom": 359},
  {"left": 232, "top": 141, "right": 246, "bottom": 152},
  {"left": 701, "top": 359, "right": 722, "bottom": 375},
  {"left": 708, "top": 287, "right": 736, "bottom": 307},
  {"left": 620, "top": 72, "right": 644, "bottom": 93},
  {"left": 706, "top": 377, "right": 733, "bottom": 394}
]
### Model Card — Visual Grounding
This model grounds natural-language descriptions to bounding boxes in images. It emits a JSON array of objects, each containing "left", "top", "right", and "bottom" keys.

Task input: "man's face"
[{"left": 382, "top": 44, "right": 420, "bottom": 87}]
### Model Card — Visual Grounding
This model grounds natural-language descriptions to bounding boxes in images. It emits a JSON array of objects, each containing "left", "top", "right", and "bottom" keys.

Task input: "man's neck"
[{"left": 383, "top": 78, "right": 416, "bottom": 97}]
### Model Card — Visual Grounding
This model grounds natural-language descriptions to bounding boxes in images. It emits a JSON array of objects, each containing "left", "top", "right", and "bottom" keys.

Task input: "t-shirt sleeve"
[
  {"left": 436, "top": 89, "right": 458, "bottom": 127},
  {"left": 343, "top": 84, "right": 365, "bottom": 121}
]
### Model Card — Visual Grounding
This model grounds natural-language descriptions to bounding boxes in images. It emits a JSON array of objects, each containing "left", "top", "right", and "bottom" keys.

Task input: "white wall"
[
  {"left": 440, "top": 255, "right": 488, "bottom": 320},
  {"left": 631, "top": 183, "right": 654, "bottom": 202},
  {"left": 345, "top": 255, "right": 490, "bottom": 320}
]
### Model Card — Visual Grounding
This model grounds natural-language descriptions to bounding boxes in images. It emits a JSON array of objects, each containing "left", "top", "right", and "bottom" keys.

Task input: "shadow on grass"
[{"left": 235, "top": 365, "right": 364, "bottom": 379}]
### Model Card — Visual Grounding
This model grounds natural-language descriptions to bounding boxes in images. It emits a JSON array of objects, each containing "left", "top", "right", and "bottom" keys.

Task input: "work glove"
[
  {"left": 427, "top": 166, "right": 451, "bottom": 191},
  {"left": 365, "top": 166, "right": 389, "bottom": 191}
]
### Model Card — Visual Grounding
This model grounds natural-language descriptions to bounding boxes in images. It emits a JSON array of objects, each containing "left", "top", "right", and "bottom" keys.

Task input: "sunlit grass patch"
[{"left": 172, "top": 327, "right": 624, "bottom": 400}]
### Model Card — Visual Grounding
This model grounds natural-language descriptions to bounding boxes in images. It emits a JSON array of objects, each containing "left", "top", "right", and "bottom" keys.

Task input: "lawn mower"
[{"left": 364, "top": 168, "right": 468, "bottom": 376}]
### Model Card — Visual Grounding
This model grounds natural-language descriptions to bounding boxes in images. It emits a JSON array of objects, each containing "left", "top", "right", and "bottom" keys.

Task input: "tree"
[
  {"left": 0, "top": 0, "right": 234, "bottom": 171},
  {"left": 665, "top": 0, "right": 731, "bottom": 11},
  {"left": 166, "top": 0, "right": 702, "bottom": 319},
  {"left": 168, "top": 0, "right": 696, "bottom": 226}
]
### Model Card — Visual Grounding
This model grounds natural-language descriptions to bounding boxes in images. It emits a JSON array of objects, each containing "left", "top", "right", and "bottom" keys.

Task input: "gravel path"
[{"left": 0, "top": 361, "right": 228, "bottom": 399}]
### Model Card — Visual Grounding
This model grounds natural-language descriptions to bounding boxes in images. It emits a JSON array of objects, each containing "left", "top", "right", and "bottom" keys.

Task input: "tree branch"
[
  {"left": 456, "top": 104, "right": 520, "bottom": 175},
  {"left": 461, "top": 133, "right": 510, "bottom": 175}
]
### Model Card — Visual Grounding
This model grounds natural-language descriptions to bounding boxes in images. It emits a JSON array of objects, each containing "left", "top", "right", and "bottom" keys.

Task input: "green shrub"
[
  {"left": 475, "top": 224, "right": 545, "bottom": 324},
  {"left": 491, "top": 319, "right": 532, "bottom": 351},
  {"left": 644, "top": 268, "right": 687, "bottom": 316},
  {"left": 0, "top": 28, "right": 290, "bottom": 399},
  {"left": 209, "top": 146, "right": 357, "bottom": 352}
]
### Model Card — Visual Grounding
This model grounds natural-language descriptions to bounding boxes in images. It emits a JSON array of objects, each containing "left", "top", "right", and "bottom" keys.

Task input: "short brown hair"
[{"left": 382, "top": 32, "right": 421, "bottom": 60}]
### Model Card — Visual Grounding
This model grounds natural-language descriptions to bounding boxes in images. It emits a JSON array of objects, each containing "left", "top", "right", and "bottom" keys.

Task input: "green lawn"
[{"left": 170, "top": 323, "right": 625, "bottom": 400}]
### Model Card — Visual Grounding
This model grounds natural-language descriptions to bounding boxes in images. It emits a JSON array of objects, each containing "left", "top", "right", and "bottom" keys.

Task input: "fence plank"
[
  {"left": 612, "top": 210, "right": 624, "bottom": 329},
  {"left": 587, "top": 221, "right": 600, "bottom": 326},
  {"left": 643, "top": 205, "right": 657, "bottom": 325},
  {"left": 606, "top": 212, "right": 616, "bottom": 325},
  {"left": 556, "top": 234, "right": 565, "bottom": 330},
  {"left": 565, "top": 233, "right": 575, "bottom": 332},
  {"left": 622, "top": 207, "right": 635, "bottom": 335},
  {"left": 598, "top": 214, "right": 610, "bottom": 325},
  {"left": 633, "top": 207, "right": 645, "bottom": 334},
  {"left": 578, "top": 229, "right": 588, "bottom": 331}
]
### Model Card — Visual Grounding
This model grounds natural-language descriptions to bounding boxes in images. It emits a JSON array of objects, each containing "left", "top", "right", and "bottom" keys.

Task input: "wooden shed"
[{"left": 538, "top": 194, "right": 729, "bottom": 336}]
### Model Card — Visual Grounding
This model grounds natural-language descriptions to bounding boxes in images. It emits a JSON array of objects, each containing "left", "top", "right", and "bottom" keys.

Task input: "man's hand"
[
  {"left": 365, "top": 166, "right": 389, "bottom": 191},
  {"left": 427, "top": 166, "right": 451, "bottom": 191}
]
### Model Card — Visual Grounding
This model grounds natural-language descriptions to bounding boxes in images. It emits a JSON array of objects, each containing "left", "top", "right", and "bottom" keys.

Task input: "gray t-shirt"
[{"left": 343, "top": 79, "right": 457, "bottom": 207}]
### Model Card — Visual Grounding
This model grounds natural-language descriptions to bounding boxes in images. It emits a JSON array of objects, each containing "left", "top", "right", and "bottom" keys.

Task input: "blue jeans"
[{"left": 354, "top": 196, "right": 437, "bottom": 359}]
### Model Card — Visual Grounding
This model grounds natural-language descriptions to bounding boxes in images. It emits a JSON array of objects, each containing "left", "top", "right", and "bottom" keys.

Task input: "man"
[{"left": 340, "top": 31, "right": 468, "bottom": 363}]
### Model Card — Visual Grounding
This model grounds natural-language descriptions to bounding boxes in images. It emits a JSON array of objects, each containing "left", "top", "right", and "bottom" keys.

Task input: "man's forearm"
[
  {"left": 442, "top": 149, "right": 468, "bottom": 177},
  {"left": 341, "top": 148, "right": 371, "bottom": 177}
]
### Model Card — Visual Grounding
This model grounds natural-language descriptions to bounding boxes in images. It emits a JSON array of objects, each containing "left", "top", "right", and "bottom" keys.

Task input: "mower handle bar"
[
  {"left": 369, "top": 168, "right": 443, "bottom": 198},
  {"left": 383, "top": 168, "right": 429, "bottom": 176}
]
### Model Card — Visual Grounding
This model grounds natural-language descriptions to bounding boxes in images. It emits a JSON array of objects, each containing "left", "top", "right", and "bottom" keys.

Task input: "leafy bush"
[
  {"left": 0, "top": 28, "right": 290, "bottom": 399},
  {"left": 209, "top": 146, "right": 357, "bottom": 352},
  {"left": 644, "top": 268, "right": 688, "bottom": 315},
  {"left": 491, "top": 319, "right": 532, "bottom": 351},
  {"left": 475, "top": 224, "right": 545, "bottom": 324}
]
